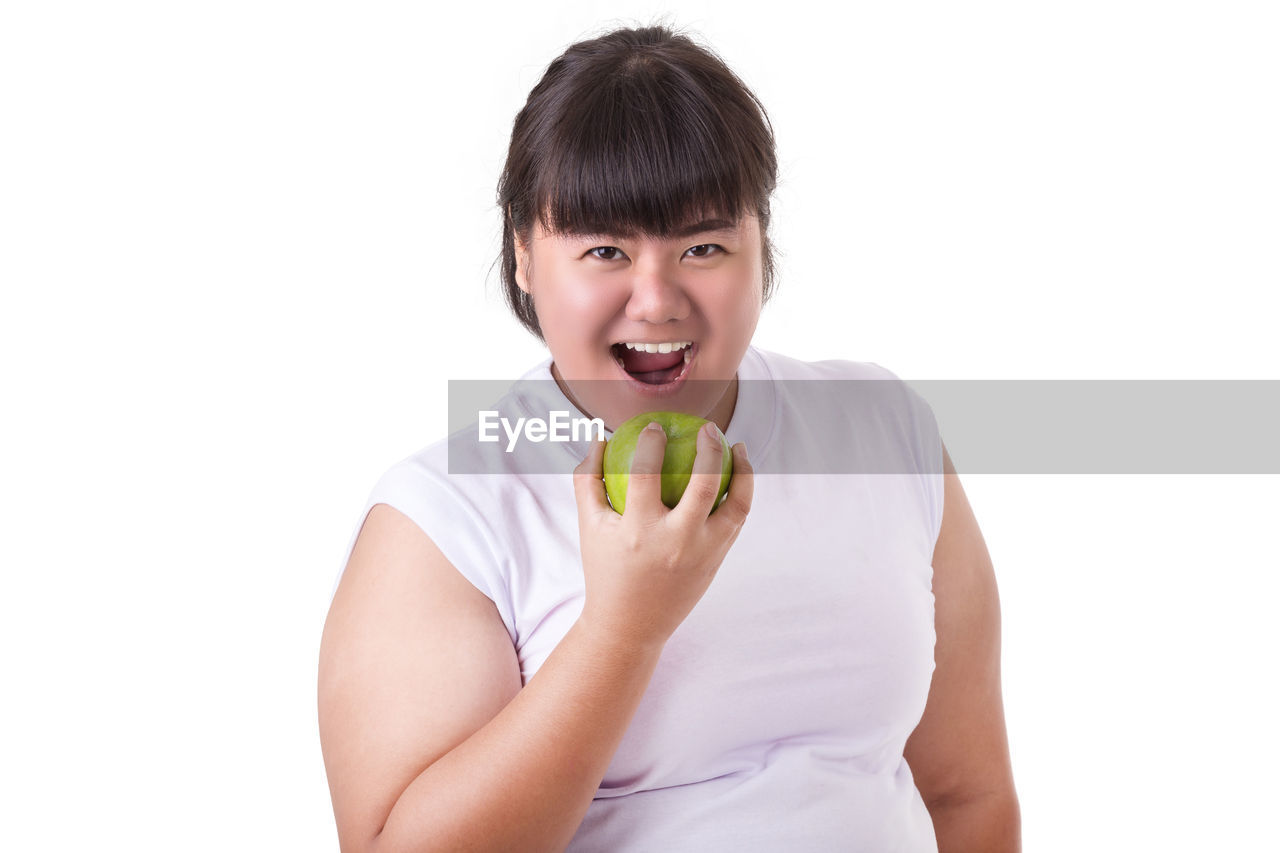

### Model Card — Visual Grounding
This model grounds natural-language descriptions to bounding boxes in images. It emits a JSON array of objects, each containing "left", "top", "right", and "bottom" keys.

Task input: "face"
[{"left": 514, "top": 213, "right": 764, "bottom": 433}]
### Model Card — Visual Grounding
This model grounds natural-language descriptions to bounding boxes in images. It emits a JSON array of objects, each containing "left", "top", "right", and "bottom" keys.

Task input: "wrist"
[{"left": 572, "top": 611, "right": 668, "bottom": 663}]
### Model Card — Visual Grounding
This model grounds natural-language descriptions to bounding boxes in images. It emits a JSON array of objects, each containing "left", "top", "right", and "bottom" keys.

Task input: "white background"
[{"left": 2, "top": 1, "right": 1276, "bottom": 850}]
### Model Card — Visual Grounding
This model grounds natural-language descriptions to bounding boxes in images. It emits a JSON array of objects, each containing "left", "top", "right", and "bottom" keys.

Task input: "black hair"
[{"left": 496, "top": 22, "right": 780, "bottom": 340}]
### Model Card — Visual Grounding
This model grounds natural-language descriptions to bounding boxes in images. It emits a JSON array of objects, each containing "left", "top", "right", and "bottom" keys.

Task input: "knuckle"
[
  {"left": 663, "top": 535, "right": 689, "bottom": 564},
  {"left": 718, "top": 504, "right": 748, "bottom": 528},
  {"left": 620, "top": 528, "right": 645, "bottom": 553},
  {"left": 688, "top": 481, "right": 719, "bottom": 502}
]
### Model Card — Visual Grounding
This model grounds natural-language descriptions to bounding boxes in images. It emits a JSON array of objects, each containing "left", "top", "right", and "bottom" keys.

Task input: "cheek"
[
  {"left": 560, "top": 282, "right": 614, "bottom": 318},
  {"left": 536, "top": 277, "right": 617, "bottom": 343},
  {"left": 714, "top": 273, "right": 763, "bottom": 329}
]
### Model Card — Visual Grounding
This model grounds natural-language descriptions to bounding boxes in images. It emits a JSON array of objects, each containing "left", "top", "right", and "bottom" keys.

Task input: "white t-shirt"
[{"left": 332, "top": 345, "right": 945, "bottom": 851}]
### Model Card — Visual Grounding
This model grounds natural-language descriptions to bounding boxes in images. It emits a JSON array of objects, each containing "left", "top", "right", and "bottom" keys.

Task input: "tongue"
[{"left": 620, "top": 347, "right": 684, "bottom": 374}]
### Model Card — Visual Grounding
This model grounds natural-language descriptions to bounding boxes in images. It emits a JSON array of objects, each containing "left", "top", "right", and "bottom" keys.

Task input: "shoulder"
[
  {"left": 748, "top": 346, "right": 945, "bottom": 536},
  {"left": 748, "top": 347, "right": 937, "bottom": 438},
  {"left": 337, "top": 434, "right": 526, "bottom": 641},
  {"left": 330, "top": 358, "right": 564, "bottom": 643},
  {"left": 746, "top": 345, "right": 895, "bottom": 381}
]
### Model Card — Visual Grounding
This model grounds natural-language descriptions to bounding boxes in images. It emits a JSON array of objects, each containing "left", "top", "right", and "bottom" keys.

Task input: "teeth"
[
  {"left": 621, "top": 341, "right": 692, "bottom": 353},
  {"left": 611, "top": 341, "right": 695, "bottom": 378}
]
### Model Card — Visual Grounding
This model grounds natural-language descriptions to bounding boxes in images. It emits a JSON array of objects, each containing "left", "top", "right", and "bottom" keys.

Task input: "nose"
[{"left": 623, "top": 261, "right": 691, "bottom": 325}]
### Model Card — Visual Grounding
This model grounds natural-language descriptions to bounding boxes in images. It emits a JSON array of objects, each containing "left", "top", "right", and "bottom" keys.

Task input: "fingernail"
[{"left": 644, "top": 421, "right": 662, "bottom": 433}]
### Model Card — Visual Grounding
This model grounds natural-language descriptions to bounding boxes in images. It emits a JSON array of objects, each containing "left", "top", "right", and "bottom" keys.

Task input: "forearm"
[
  {"left": 372, "top": 618, "right": 664, "bottom": 853},
  {"left": 927, "top": 791, "right": 1021, "bottom": 853}
]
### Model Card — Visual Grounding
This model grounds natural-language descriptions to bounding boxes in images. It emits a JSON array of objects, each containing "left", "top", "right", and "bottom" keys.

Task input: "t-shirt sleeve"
[
  {"left": 908, "top": 384, "right": 946, "bottom": 549},
  {"left": 867, "top": 362, "right": 946, "bottom": 549},
  {"left": 329, "top": 455, "right": 518, "bottom": 644}
]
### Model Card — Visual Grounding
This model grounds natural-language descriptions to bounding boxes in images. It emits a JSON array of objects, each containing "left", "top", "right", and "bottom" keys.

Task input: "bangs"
[
  {"left": 498, "top": 24, "right": 780, "bottom": 340},
  {"left": 532, "top": 64, "right": 770, "bottom": 239}
]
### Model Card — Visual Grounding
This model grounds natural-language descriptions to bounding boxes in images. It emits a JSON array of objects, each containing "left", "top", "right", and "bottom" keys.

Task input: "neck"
[{"left": 704, "top": 376, "right": 738, "bottom": 437}]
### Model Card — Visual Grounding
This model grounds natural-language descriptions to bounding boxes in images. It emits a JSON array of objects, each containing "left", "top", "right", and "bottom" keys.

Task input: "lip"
[{"left": 611, "top": 341, "right": 698, "bottom": 398}]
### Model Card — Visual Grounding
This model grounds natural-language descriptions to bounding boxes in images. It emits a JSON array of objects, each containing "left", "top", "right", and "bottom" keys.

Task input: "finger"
[
  {"left": 572, "top": 437, "right": 611, "bottom": 521},
  {"left": 707, "top": 442, "right": 753, "bottom": 536},
  {"left": 624, "top": 420, "right": 668, "bottom": 519},
  {"left": 671, "top": 422, "right": 728, "bottom": 524}
]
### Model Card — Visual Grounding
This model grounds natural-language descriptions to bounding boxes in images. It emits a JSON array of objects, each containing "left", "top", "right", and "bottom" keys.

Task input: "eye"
[{"left": 584, "top": 244, "right": 725, "bottom": 262}]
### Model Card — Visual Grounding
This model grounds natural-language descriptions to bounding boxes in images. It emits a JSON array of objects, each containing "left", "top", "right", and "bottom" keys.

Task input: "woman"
[{"left": 319, "top": 24, "right": 1019, "bottom": 852}]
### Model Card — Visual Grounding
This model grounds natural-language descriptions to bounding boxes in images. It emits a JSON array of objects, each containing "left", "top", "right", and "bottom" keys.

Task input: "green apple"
[{"left": 603, "top": 411, "right": 733, "bottom": 514}]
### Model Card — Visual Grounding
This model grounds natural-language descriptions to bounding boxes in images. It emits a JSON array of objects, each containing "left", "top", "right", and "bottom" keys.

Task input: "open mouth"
[{"left": 610, "top": 341, "right": 696, "bottom": 387}]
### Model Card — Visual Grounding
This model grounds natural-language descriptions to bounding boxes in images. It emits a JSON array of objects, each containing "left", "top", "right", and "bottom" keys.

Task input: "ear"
[
  {"left": 510, "top": 206, "right": 532, "bottom": 295},
  {"left": 514, "top": 234, "right": 531, "bottom": 295}
]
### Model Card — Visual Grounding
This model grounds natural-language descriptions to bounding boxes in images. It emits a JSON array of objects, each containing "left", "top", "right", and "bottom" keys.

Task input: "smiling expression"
[{"left": 514, "top": 213, "right": 765, "bottom": 433}]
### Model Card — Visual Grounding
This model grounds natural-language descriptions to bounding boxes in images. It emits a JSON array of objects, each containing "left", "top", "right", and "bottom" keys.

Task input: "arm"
[
  {"left": 903, "top": 443, "right": 1021, "bottom": 853},
  {"left": 319, "top": 426, "right": 753, "bottom": 853},
  {"left": 318, "top": 503, "right": 663, "bottom": 853}
]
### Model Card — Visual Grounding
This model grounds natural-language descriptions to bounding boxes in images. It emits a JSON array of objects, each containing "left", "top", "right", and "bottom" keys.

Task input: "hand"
[{"left": 573, "top": 421, "right": 754, "bottom": 651}]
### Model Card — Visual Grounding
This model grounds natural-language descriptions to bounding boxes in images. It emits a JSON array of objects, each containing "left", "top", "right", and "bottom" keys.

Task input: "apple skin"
[{"left": 603, "top": 411, "right": 733, "bottom": 515}]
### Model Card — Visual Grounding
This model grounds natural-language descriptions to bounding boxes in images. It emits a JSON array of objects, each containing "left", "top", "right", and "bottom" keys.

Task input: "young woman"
[{"left": 319, "top": 24, "right": 1019, "bottom": 852}]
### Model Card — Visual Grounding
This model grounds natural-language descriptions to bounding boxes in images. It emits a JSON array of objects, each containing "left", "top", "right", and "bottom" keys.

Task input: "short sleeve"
[
  {"left": 867, "top": 361, "right": 946, "bottom": 549},
  {"left": 907, "top": 385, "right": 945, "bottom": 548},
  {"left": 329, "top": 454, "right": 518, "bottom": 644}
]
